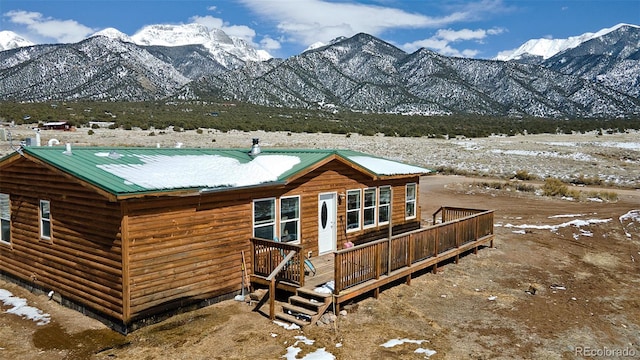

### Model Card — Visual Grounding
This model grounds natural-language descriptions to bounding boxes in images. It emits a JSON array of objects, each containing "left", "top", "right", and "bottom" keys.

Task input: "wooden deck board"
[{"left": 301, "top": 254, "right": 334, "bottom": 290}]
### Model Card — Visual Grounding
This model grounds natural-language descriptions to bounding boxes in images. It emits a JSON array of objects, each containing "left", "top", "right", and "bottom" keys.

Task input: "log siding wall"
[{"left": 0, "top": 157, "right": 124, "bottom": 320}]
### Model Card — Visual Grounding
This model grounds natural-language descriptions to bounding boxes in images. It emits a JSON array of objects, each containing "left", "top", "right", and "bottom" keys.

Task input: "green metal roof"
[{"left": 1, "top": 146, "right": 430, "bottom": 198}]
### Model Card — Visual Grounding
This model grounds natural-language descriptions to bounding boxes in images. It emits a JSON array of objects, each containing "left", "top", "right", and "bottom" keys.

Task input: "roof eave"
[{"left": 114, "top": 180, "right": 287, "bottom": 201}]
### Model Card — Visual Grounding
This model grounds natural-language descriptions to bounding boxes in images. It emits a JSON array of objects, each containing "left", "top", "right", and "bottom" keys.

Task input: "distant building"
[
  {"left": 88, "top": 121, "right": 116, "bottom": 128},
  {"left": 41, "top": 121, "right": 73, "bottom": 131}
]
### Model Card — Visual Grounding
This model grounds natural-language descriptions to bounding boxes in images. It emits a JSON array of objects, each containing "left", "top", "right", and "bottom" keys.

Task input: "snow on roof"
[
  {"left": 348, "top": 155, "right": 430, "bottom": 175},
  {"left": 97, "top": 154, "right": 301, "bottom": 190}
]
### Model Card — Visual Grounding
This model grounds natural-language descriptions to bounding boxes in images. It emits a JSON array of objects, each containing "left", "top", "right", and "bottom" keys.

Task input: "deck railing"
[
  {"left": 433, "top": 206, "right": 490, "bottom": 224},
  {"left": 251, "top": 238, "right": 305, "bottom": 287},
  {"left": 334, "top": 209, "right": 494, "bottom": 293}
]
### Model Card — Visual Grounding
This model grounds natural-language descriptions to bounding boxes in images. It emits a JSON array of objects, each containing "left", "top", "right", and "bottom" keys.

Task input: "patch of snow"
[
  {"left": 314, "top": 281, "right": 335, "bottom": 294},
  {"left": 273, "top": 320, "right": 300, "bottom": 330},
  {"left": 0, "top": 289, "right": 50, "bottom": 325},
  {"left": 415, "top": 348, "right": 437, "bottom": 358},
  {"left": 294, "top": 336, "right": 315, "bottom": 345},
  {"left": 504, "top": 218, "right": 612, "bottom": 234},
  {"left": 619, "top": 210, "right": 640, "bottom": 238},
  {"left": 512, "top": 230, "right": 526, "bottom": 234},
  {"left": 283, "top": 336, "right": 335, "bottom": 360},
  {"left": 380, "top": 338, "right": 427, "bottom": 348},
  {"left": 490, "top": 149, "right": 595, "bottom": 162},
  {"left": 548, "top": 214, "right": 586, "bottom": 218}
]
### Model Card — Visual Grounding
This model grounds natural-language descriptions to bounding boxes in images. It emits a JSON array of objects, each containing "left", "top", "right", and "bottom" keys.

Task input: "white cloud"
[
  {"left": 260, "top": 36, "right": 281, "bottom": 51},
  {"left": 237, "top": 0, "right": 488, "bottom": 47},
  {"left": 192, "top": 15, "right": 261, "bottom": 42},
  {"left": 3, "top": 10, "right": 95, "bottom": 43},
  {"left": 402, "top": 27, "right": 505, "bottom": 58},
  {"left": 236, "top": 0, "right": 511, "bottom": 57}
]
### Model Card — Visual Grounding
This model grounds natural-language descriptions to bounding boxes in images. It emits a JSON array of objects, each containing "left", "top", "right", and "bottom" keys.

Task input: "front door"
[{"left": 318, "top": 192, "right": 337, "bottom": 254}]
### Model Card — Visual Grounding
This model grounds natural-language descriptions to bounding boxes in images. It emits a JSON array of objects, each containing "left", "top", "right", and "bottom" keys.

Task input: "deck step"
[
  {"left": 275, "top": 311, "right": 312, "bottom": 327},
  {"left": 296, "top": 287, "right": 333, "bottom": 300},
  {"left": 289, "top": 295, "right": 325, "bottom": 309},
  {"left": 282, "top": 303, "right": 317, "bottom": 316}
]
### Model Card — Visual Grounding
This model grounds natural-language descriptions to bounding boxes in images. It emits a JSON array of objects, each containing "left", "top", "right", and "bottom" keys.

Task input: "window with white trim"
[
  {"left": 280, "top": 196, "right": 300, "bottom": 243},
  {"left": 346, "top": 189, "right": 361, "bottom": 231},
  {"left": 405, "top": 183, "right": 416, "bottom": 219},
  {"left": 363, "top": 188, "right": 377, "bottom": 228},
  {"left": 253, "top": 198, "right": 276, "bottom": 240},
  {"left": 40, "top": 199, "right": 51, "bottom": 239},
  {"left": 378, "top": 186, "right": 391, "bottom": 225},
  {"left": 0, "top": 194, "right": 10, "bottom": 244}
]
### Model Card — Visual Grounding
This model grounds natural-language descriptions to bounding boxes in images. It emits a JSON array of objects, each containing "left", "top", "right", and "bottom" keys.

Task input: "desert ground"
[{"left": 0, "top": 126, "right": 639, "bottom": 359}]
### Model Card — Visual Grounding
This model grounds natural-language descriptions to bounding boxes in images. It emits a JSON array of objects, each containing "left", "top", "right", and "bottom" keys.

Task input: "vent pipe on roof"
[
  {"left": 34, "top": 128, "right": 41, "bottom": 146},
  {"left": 249, "top": 138, "right": 261, "bottom": 156},
  {"left": 63, "top": 143, "right": 72, "bottom": 156}
]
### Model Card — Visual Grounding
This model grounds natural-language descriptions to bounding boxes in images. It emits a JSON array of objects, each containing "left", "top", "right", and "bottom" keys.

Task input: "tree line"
[{"left": 2, "top": 100, "right": 639, "bottom": 138}]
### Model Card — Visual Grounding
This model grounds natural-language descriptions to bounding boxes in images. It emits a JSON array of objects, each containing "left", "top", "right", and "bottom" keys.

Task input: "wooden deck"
[{"left": 250, "top": 206, "right": 495, "bottom": 324}]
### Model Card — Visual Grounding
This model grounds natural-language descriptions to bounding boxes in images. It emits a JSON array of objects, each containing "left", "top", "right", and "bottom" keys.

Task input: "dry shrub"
[
  {"left": 542, "top": 177, "right": 580, "bottom": 198},
  {"left": 514, "top": 169, "right": 537, "bottom": 181},
  {"left": 573, "top": 174, "right": 603, "bottom": 186},
  {"left": 514, "top": 183, "right": 536, "bottom": 192},
  {"left": 586, "top": 190, "right": 618, "bottom": 202}
]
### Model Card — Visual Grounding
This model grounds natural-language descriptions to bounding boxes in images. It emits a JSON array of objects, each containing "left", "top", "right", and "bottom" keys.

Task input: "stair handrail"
[
  {"left": 267, "top": 250, "right": 297, "bottom": 281},
  {"left": 266, "top": 250, "right": 297, "bottom": 320}
]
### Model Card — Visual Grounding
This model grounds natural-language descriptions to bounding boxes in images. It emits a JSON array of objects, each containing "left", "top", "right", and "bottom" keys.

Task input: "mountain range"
[{"left": 1, "top": 23, "right": 639, "bottom": 118}]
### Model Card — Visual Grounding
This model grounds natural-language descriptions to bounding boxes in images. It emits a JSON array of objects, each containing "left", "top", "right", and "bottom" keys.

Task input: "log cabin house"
[{"left": 0, "top": 140, "right": 434, "bottom": 332}]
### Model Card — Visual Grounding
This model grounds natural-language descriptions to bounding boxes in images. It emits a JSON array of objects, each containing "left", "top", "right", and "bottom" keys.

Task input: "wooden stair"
[{"left": 275, "top": 287, "right": 333, "bottom": 327}]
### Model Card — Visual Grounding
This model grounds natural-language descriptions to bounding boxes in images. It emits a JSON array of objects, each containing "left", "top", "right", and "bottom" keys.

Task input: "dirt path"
[{"left": 1, "top": 174, "right": 638, "bottom": 359}]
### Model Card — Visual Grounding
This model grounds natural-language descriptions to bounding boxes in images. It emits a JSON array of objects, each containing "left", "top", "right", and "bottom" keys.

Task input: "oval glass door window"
[{"left": 321, "top": 202, "right": 328, "bottom": 229}]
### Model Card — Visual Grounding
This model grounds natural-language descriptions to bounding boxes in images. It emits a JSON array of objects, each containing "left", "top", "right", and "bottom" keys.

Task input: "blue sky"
[{"left": 1, "top": 0, "right": 638, "bottom": 59}]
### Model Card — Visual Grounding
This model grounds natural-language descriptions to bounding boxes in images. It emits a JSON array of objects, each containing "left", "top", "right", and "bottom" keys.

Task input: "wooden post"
[
  {"left": 269, "top": 277, "right": 275, "bottom": 320},
  {"left": 387, "top": 188, "right": 393, "bottom": 275},
  {"left": 299, "top": 251, "right": 305, "bottom": 287},
  {"left": 474, "top": 215, "right": 479, "bottom": 255},
  {"left": 433, "top": 226, "right": 439, "bottom": 274},
  {"left": 375, "top": 243, "right": 381, "bottom": 279},
  {"left": 455, "top": 220, "right": 460, "bottom": 264}
]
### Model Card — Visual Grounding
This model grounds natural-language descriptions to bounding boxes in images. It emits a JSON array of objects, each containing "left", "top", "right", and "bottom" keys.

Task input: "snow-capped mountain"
[
  {"left": 91, "top": 28, "right": 134, "bottom": 43},
  {"left": 0, "top": 31, "right": 35, "bottom": 51},
  {"left": 1, "top": 24, "right": 639, "bottom": 118},
  {"left": 130, "top": 23, "right": 271, "bottom": 67},
  {"left": 0, "top": 36, "right": 190, "bottom": 101},
  {"left": 303, "top": 36, "right": 348, "bottom": 53},
  {"left": 189, "top": 33, "right": 640, "bottom": 118},
  {"left": 541, "top": 24, "right": 640, "bottom": 97},
  {"left": 496, "top": 23, "right": 639, "bottom": 62}
]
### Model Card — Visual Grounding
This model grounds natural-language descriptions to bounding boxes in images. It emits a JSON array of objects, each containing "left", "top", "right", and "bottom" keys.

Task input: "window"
[
  {"left": 40, "top": 200, "right": 51, "bottom": 239},
  {"left": 405, "top": 183, "right": 416, "bottom": 219},
  {"left": 363, "top": 188, "right": 376, "bottom": 228},
  {"left": 280, "top": 196, "right": 300, "bottom": 243},
  {"left": 346, "top": 189, "right": 361, "bottom": 231},
  {"left": 253, "top": 198, "right": 275, "bottom": 240},
  {"left": 0, "top": 194, "right": 10, "bottom": 244},
  {"left": 378, "top": 186, "right": 391, "bottom": 225}
]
